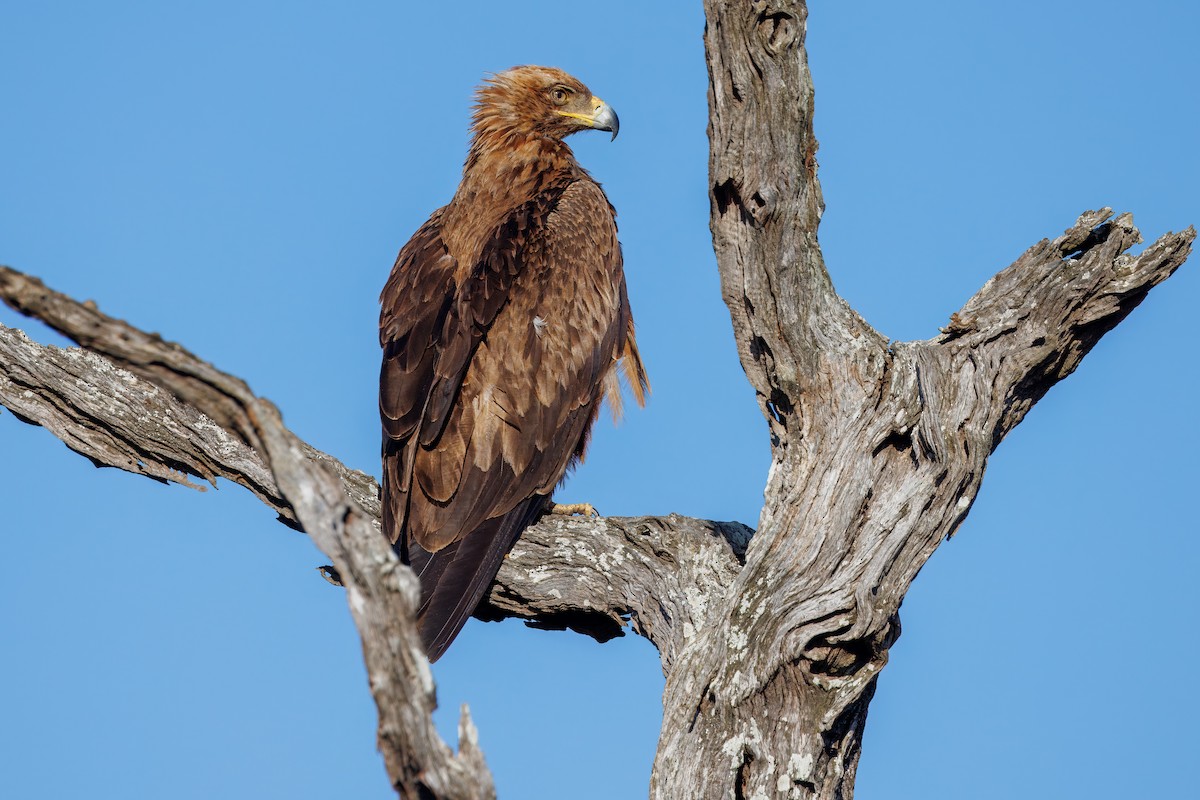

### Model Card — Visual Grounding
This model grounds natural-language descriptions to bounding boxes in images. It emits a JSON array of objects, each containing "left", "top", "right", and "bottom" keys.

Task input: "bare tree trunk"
[
  {"left": 0, "top": 2, "right": 1192, "bottom": 798},
  {"left": 642, "top": 3, "right": 1191, "bottom": 798}
]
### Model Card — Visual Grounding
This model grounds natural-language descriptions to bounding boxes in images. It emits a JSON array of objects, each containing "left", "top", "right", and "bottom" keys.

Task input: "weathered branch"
[
  {"left": 934, "top": 208, "right": 1195, "bottom": 443},
  {"left": 3, "top": 3, "right": 1193, "bottom": 798},
  {"left": 0, "top": 266, "right": 264, "bottom": 446},
  {"left": 0, "top": 261, "right": 768, "bottom": 793},
  {"left": 644, "top": 3, "right": 1197, "bottom": 799},
  {"left": 706, "top": 0, "right": 884, "bottom": 442},
  {"left": 3, "top": 204, "right": 1190, "bottom": 800},
  {"left": 249, "top": 397, "right": 495, "bottom": 799},
  {"left": 0, "top": 322, "right": 281, "bottom": 504},
  {"left": 0, "top": 285, "right": 497, "bottom": 798},
  {"left": 0, "top": 266, "right": 380, "bottom": 519},
  {"left": 0, "top": 265, "right": 753, "bottom": 661},
  {"left": 481, "top": 513, "right": 751, "bottom": 672}
]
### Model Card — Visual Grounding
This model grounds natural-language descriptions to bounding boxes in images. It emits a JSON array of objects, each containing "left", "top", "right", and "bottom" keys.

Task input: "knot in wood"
[
  {"left": 754, "top": 5, "right": 800, "bottom": 55},
  {"left": 804, "top": 613, "right": 900, "bottom": 681},
  {"left": 712, "top": 178, "right": 775, "bottom": 228}
]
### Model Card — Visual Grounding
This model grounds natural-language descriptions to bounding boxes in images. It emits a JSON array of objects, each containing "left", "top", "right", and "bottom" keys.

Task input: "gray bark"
[
  {"left": 0, "top": 264, "right": 748, "bottom": 796},
  {"left": 672, "top": 2, "right": 1194, "bottom": 798},
  {"left": 0, "top": 1, "right": 1193, "bottom": 798},
  {"left": 0, "top": 265, "right": 494, "bottom": 798}
]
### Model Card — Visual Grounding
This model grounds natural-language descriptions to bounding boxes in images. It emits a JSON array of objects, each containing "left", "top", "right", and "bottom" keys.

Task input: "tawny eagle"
[{"left": 380, "top": 66, "right": 647, "bottom": 662}]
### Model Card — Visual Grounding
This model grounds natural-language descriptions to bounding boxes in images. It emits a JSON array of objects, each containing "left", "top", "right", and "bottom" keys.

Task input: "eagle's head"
[{"left": 472, "top": 65, "right": 619, "bottom": 143}]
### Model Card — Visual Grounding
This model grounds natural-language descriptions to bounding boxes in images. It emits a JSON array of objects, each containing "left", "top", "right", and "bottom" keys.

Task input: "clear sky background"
[{"left": 2, "top": 2, "right": 1196, "bottom": 798}]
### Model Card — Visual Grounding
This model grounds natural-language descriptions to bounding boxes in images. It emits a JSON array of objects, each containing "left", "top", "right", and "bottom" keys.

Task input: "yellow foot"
[{"left": 550, "top": 502, "right": 600, "bottom": 518}]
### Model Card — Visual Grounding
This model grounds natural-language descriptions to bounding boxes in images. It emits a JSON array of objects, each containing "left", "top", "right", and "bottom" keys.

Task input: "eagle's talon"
[{"left": 550, "top": 502, "right": 599, "bottom": 518}]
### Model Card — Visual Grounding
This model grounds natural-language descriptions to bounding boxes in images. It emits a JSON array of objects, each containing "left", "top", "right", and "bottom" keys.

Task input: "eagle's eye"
[{"left": 550, "top": 86, "right": 571, "bottom": 106}]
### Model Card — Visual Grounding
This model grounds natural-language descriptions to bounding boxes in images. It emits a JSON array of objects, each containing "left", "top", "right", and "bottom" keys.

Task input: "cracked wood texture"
[
  {"left": 0, "top": 1, "right": 1194, "bottom": 798},
  {"left": 0, "top": 266, "right": 749, "bottom": 672},
  {"left": 0, "top": 267, "right": 494, "bottom": 798},
  {"left": 657, "top": 2, "right": 1194, "bottom": 799},
  {"left": 0, "top": 265, "right": 751, "bottom": 798}
]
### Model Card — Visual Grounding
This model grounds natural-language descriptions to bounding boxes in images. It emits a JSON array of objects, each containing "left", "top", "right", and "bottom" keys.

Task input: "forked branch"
[
  {"left": 2, "top": 3, "right": 1193, "bottom": 797},
  {"left": 642, "top": 3, "right": 1197, "bottom": 799}
]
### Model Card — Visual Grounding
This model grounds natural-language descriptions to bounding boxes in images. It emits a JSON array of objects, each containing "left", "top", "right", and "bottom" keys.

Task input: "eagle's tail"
[{"left": 404, "top": 495, "right": 548, "bottom": 662}]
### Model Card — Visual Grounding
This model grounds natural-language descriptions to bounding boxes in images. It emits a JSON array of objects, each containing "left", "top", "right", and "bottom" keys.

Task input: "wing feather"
[{"left": 381, "top": 176, "right": 642, "bottom": 660}]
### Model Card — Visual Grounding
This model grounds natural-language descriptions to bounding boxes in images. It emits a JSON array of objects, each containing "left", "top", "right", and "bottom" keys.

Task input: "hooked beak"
[
  {"left": 590, "top": 97, "right": 619, "bottom": 140},
  {"left": 558, "top": 95, "right": 620, "bottom": 140}
]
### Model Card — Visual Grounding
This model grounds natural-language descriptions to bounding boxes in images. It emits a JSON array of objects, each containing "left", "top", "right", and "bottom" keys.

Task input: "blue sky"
[{"left": 2, "top": 2, "right": 1196, "bottom": 798}]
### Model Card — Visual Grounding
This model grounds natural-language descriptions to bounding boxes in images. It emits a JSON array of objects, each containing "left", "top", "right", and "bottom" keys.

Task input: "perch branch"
[
  {"left": 0, "top": 322, "right": 282, "bottom": 507},
  {"left": 0, "top": 267, "right": 746, "bottom": 661},
  {"left": 481, "top": 513, "right": 751, "bottom": 672},
  {"left": 0, "top": 266, "right": 381, "bottom": 518},
  {"left": 0, "top": 266, "right": 264, "bottom": 447},
  {"left": 248, "top": 397, "right": 495, "bottom": 799},
  {"left": 0, "top": 267, "right": 745, "bottom": 795}
]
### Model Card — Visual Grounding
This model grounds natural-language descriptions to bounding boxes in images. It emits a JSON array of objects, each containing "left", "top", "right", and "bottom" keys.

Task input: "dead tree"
[{"left": 0, "top": 2, "right": 1192, "bottom": 798}]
